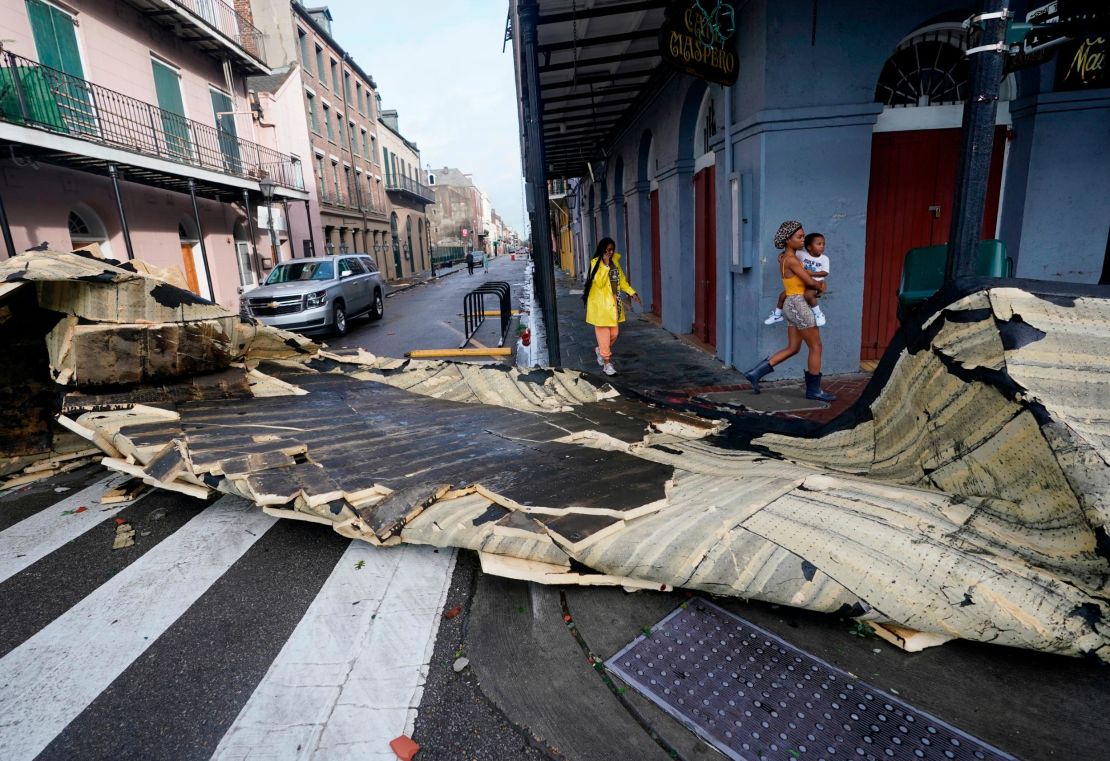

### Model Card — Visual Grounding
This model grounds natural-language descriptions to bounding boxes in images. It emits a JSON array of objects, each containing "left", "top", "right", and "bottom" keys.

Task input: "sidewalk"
[{"left": 554, "top": 268, "right": 869, "bottom": 423}]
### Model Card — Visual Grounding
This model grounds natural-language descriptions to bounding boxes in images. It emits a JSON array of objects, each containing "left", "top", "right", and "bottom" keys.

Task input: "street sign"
[
  {"left": 1024, "top": 0, "right": 1109, "bottom": 54},
  {"left": 256, "top": 206, "right": 286, "bottom": 233}
]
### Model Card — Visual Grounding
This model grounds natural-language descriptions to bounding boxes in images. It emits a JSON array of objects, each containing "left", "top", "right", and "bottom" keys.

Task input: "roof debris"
[{"left": 1, "top": 250, "right": 1107, "bottom": 660}]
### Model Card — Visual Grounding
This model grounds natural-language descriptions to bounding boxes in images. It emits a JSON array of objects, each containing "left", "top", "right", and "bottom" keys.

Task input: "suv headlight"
[{"left": 305, "top": 290, "right": 327, "bottom": 308}]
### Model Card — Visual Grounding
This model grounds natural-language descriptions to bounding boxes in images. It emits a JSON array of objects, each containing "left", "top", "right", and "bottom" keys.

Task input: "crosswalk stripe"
[
  {"left": 0, "top": 475, "right": 134, "bottom": 584},
  {"left": 0, "top": 496, "right": 277, "bottom": 761},
  {"left": 211, "top": 542, "right": 457, "bottom": 761}
]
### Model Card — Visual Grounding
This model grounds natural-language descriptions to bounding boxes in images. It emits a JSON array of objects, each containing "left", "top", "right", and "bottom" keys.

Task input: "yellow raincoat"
[{"left": 585, "top": 253, "right": 636, "bottom": 327}]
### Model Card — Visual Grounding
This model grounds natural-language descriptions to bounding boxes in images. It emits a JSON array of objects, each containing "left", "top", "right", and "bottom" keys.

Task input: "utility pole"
[{"left": 945, "top": 0, "right": 1010, "bottom": 283}]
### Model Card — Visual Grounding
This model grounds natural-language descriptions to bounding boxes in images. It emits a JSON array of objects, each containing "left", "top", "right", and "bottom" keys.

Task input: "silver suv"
[{"left": 241, "top": 254, "right": 386, "bottom": 336}]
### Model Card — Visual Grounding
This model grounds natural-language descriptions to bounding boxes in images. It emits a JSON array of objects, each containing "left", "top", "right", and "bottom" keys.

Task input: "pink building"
[{"left": 0, "top": 0, "right": 309, "bottom": 309}]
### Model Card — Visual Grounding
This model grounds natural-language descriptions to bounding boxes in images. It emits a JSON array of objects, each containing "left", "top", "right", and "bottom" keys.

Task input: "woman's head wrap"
[{"left": 773, "top": 220, "right": 803, "bottom": 249}]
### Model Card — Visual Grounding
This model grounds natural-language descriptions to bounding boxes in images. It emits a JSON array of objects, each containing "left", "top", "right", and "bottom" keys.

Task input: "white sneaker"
[
  {"left": 602, "top": 362, "right": 617, "bottom": 376},
  {"left": 764, "top": 310, "right": 783, "bottom": 325},
  {"left": 595, "top": 347, "right": 605, "bottom": 366},
  {"left": 814, "top": 309, "right": 827, "bottom": 327}
]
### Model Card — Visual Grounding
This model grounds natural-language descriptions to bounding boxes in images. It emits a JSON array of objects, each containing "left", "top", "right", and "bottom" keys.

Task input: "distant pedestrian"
[
  {"left": 465, "top": 250, "right": 475, "bottom": 276},
  {"left": 584, "top": 237, "right": 640, "bottom": 377},
  {"left": 482, "top": 251, "right": 489, "bottom": 274},
  {"left": 743, "top": 221, "right": 835, "bottom": 401},
  {"left": 764, "top": 232, "right": 830, "bottom": 326}
]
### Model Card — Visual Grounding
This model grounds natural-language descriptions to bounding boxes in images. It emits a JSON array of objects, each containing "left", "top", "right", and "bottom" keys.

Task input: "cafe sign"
[
  {"left": 660, "top": 0, "right": 739, "bottom": 86},
  {"left": 1054, "top": 35, "right": 1107, "bottom": 90}
]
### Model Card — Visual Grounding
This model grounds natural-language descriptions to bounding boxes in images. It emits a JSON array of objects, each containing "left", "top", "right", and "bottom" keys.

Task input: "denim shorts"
[{"left": 782, "top": 295, "right": 816, "bottom": 329}]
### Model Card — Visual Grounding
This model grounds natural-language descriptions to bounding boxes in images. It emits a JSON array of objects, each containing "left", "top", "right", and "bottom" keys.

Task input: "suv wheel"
[
  {"left": 370, "top": 290, "right": 384, "bottom": 321},
  {"left": 332, "top": 301, "right": 348, "bottom": 336}
]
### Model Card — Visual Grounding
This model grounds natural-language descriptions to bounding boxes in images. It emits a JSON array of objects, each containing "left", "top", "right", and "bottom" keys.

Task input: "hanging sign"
[
  {"left": 1054, "top": 35, "right": 1107, "bottom": 89},
  {"left": 256, "top": 206, "right": 286, "bottom": 232},
  {"left": 659, "top": 0, "right": 739, "bottom": 85}
]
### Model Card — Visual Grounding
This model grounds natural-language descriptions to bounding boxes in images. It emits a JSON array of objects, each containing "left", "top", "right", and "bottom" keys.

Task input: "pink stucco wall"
[{"left": 1, "top": 162, "right": 260, "bottom": 310}]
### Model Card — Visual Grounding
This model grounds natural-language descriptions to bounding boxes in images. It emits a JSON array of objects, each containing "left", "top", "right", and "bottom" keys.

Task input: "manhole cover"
[{"left": 606, "top": 600, "right": 1015, "bottom": 761}]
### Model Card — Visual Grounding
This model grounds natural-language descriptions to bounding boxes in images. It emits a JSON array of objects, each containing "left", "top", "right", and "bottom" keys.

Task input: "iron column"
[
  {"left": 945, "top": 0, "right": 1010, "bottom": 283},
  {"left": 108, "top": 163, "right": 135, "bottom": 261},
  {"left": 243, "top": 189, "right": 263, "bottom": 279},
  {"left": 187, "top": 179, "right": 215, "bottom": 300},
  {"left": 518, "top": 0, "right": 561, "bottom": 365},
  {"left": 0, "top": 188, "right": 16, "bottom": 258},
  {"left": 304, "top": 199, "right": 317, "bottom": 257}
]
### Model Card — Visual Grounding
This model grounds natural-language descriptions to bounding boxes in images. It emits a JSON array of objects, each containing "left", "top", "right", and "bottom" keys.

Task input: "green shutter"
[
  {"left": 210, "top": 89, "right": 241, "bottom": 172},
  {"left": 26, "top": 0, "right": 83, "bottom": 77},
  {"left": 151, "top": 60, "right": 191, "bottom": 160}
]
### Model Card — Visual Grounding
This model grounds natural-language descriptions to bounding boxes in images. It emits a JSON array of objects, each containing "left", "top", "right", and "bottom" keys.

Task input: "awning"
[{"left": 533, "top": 0, "right": 669, "bottom": 178}]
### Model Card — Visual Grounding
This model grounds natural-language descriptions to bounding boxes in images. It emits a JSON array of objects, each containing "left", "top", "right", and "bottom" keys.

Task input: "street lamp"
[{"left": 259, "top": 176, "right": 278, "bottom": 266}]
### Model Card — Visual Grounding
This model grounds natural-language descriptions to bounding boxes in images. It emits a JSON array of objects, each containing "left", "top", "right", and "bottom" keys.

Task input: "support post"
[
  {"left": 243, "top": 189, "right": 263, "bottom": 277},
  {"left": 281, "top": 197, "right": 290, "bottom": 260},
  {"left": 304, "top": 199, "right": 317, "bottom": 257},
  {"left": 188, "top": 179, "right": 215, "bottom": 300},
  {"left": 945, "top": 0, "right": 1009, "bottom": 283},
  {"left": 519, "top": 0, "right": 561, "bottom": 365},
  {"left": 0, "top": 188, "right": 16, "bottom": 258},
  {"left": 108, "top": 163, "right": 135, "bottom": 261}
]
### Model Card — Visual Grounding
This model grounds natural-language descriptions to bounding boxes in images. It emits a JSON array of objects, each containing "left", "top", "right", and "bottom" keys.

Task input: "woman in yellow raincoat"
[{"left": 584, "top": 237, "right": 640, "bottom": 376}]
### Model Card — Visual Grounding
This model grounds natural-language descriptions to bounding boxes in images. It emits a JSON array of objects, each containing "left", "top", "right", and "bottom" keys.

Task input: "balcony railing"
[
  {"left": 385, "top": 175, "right": 436, "bottom": 204},
  {"left": 318, "top": 184, "right": 386, "bottom": 215},
  {"left": 164, "top": 0, "right": 265, "bottom": 60},
  {"left": 0, "top": 51, "right": 304, "bottom": 191}
]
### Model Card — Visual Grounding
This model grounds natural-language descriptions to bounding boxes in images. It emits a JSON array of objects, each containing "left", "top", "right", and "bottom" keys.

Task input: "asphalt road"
[{"left": 329, "top": 253, "right": 529, "bottom": 358}]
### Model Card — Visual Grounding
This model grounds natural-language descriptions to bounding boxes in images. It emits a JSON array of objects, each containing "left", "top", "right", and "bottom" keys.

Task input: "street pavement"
[{"left": 0, "top": 254, "right": 1105, "bottom": 760}]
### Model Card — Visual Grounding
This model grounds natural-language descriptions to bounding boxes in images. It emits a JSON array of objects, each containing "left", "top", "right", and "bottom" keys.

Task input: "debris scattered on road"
[
  {"left": 452, "top": 656, "right": 469, "bottom": 673},
  {"left": 389, "top": 734, "right": 420, "bottom": 761},
  {"left": 112, "top": 521, "right": 135, "bottom": 550},
  {"left": 62, "top": 506, "right": 88, "bottom": 515},
  {"left": 1, "top": 249, "right": 1108, "bottom": 661},
  {"left": 100, "top": 477, "right": 148, "bottom": 504},
  {"left": 443, "top": 605, "right": 462, "bottom": 619}
]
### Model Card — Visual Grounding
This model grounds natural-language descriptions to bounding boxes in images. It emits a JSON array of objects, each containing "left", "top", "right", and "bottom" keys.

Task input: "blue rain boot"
[
  {"left": 743, "top": 358, "right": 774, "bottom": 394},
  {"left": 805, "top": 371, "right": 836, "bottom": 402}
]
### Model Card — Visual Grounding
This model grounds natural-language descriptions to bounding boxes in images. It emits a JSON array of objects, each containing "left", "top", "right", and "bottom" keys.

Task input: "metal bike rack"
[{"left": 461, "top": 281, "right": 512, "bottom": 349}]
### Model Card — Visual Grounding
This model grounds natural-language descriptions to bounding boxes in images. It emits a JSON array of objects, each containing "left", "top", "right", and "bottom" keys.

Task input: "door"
[
  {"left": 181, "top": 243, "right": 201, "bottom": 295},
  {"left": 860, "top": 128, "right": 1005, "bottom": 360},
  {"left": 692, "top": 165, "right": 717, "bottom": 346},
  {"left": 649, "top": 190, "right": 661, "bottom": 316},
  {"left": 26, "top": 0, "right": 94, "bottom": 133},
  {"left": 235, "top": 241, "right": 256, "bottom": 289},
  {"left": 151, "top": 59, "right": 191, "bottom": 160},
  {"left": 210, "top": 89, "right": 241, "bottom": 173}
]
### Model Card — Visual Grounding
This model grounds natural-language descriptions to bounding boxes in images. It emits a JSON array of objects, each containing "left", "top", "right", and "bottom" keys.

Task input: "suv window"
[
  {"left": 346, "top": 257, "right": 368, "bottom": 275},
  {"left": 338, "top": 258, "right": 358, "bottom": 277},
  {"left": 360, "top": 256, "right": 378, "bottom": 273}
]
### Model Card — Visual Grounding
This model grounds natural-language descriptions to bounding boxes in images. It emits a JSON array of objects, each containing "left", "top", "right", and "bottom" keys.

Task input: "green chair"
[{"left": 898, "top": 240, "right": 1012, "bottom": 317}]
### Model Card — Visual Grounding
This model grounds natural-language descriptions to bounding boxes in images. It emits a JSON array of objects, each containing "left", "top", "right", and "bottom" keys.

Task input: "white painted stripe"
[
  {"left": 211, "top": 543, "right": 456, "bottom": 761},
  {"left": 0, "top": 496, "right": 276, "bottom": 761},
  {"left": 0, "top": 475, "right": 136, "bottom": 584}
]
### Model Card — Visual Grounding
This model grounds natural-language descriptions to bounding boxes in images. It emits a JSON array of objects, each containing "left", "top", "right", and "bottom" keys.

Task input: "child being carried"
[{"left": 764, "top": 231, "right": 830, "bottom": 326}]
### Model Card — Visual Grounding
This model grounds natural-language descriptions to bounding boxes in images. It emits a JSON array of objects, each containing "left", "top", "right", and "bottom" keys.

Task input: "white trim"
[
  {"left": 303, "top": 85, "right": 316, "bottom": 96},
  {"left": 313, "top": 147, "right": 326, "bottom": 157},
  {"left": 329, "top": 154, "right": 340, "bottom": 163},
  {"left": 694, "top": 150, "right": 717, "bottom": 173},
  {"left": 873, "top": 101, "right": 1012, "bottom": 133}
]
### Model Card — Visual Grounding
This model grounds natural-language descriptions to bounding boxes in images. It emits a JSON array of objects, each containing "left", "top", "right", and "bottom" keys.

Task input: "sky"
[{"left": 320, "top": 0, "right": 525, "bottom": 234}]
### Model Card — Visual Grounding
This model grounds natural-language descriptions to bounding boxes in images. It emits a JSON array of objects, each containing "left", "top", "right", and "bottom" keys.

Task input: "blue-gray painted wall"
[{"left": 569, "top": 0, "right": 1110, "bottom": 377}]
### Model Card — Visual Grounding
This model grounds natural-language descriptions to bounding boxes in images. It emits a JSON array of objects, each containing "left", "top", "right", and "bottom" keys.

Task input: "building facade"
[
  {"left": 427, "top": 167, "right": 483, "bottom": 263},
  {"left": 379, "top": 109, "right": 434, "bottom": 278},
  {"left": 0, "top": 0, "right": 308, "bottom": 310},
  {"left": 249, "top": 1, "right": 391, "bottom": 270},
  {"left": 514, "top": 0, "right": 1110, "bottom": 375}
]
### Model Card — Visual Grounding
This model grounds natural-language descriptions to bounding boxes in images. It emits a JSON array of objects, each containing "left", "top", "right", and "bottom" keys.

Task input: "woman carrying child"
[
  {"left": 743, "top": 221, "right": 836, "bottom": 402},
  {"left": 764, "top": 232, "right": 829, "bottom": 326}
]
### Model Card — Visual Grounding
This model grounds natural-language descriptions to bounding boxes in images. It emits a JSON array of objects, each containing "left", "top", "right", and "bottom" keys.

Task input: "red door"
[
  {"left": 649, "top": 190, "right": 662, "bottom": 316},
  {"left": 693, "top": 165, "right": 717, "bottom": 346},
  {"left": 860, "top": 128, "right": 1005, "bottom": 360}
]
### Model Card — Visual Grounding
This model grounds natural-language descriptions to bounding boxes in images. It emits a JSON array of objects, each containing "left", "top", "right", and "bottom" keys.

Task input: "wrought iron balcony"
[
  {"left": 0, "top": 51, "right": 304, "bottom": 191},
  {"left": 123, "top": 0, "right": 266, "bottom": 69},
  {"left": 385, "top": 175, "right": 436, "bottom": 204}
]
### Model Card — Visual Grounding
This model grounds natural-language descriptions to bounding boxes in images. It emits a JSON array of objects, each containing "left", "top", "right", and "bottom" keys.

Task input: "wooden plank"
[{"left": 357, "top": 483, "right": 451, "bottom": 541}]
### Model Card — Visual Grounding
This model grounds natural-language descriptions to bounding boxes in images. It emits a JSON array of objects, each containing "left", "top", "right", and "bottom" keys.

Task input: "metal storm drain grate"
[{"left": 606, "top": 600, "right": 1015, "bottom": 761}]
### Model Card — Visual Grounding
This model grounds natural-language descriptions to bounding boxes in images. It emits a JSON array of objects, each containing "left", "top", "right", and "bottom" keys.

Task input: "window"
[
  {"left": 307, "top": 92, "right": 319, "bottom": 132},
  {"left": 349, "top": 121, "right": 357, "bottom": 154},
  {"left": 382, "top": 148, "right": 391, "bottom": 182},
  {"left": 361, "top": 255, "right": 378, "bottom": 273},
  {"left": 336, "top": 114, "right": 344, "bottom": 145},
  {"left": 344, "top": 165, "right": 353, "bottom": 200},
  {"left": 343, "top": 71, "right": 351, "bottom": 105},
  {"left": 151, "top": 58, "right": 190, "bottom": 159},
  {"left": 314, "top": 45, "right": 325, "bottom": 83},
  {"left": 355, "top": 82, "right": 363, "bottom": 114},
  {"left": 323, "top": 103, "right": 333, "bottom": 140},
  {"left": 346, "top": 256, "right": 367, "bottom": 275},
  {"left": 361, "top": 129, "right": 369, "bottom": 159},
  {"left": 331, "top": 160, "right": 340, "bottom": 200},
  {"left": 330, "top": 59, "right": 340, "bottom": 92},
  {"left": 370, "top": 135, "right": 378, "bottom": 164},
  {"left": 297, "top": 29, "right": 310, "bottom": 71},
  {"left": 314, "top": 154, "right": 325, "bottom": 192}
]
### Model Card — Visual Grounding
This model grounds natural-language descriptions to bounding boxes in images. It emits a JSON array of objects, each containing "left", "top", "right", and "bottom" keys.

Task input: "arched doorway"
[
  {"left": 178, "top": 219, "right": 211, "bottom": 299},
  {"left": 861, "top": 22, "right": 1012, "bottom": 360},
  {"left": 405, "top": 216, "right": 414, "bottom": 268},
  {"left": 691, "top": 87, "right": 719, "bottom": 346},
  {"left": 390, "top": 213, "right": 402, "bottom": 277},
  {"left": 67, "top": 204, "right": 112, "bottom": 258}
]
